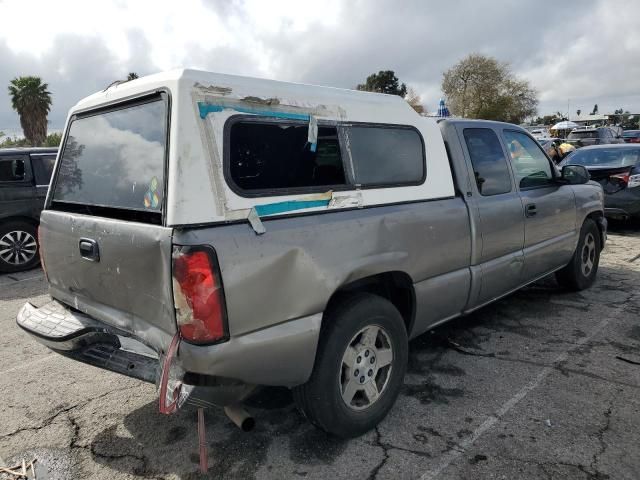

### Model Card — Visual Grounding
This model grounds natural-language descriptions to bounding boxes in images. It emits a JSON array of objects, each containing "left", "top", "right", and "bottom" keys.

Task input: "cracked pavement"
[{"left": 1, "top": 221, "right": 639, "bottom": 479}]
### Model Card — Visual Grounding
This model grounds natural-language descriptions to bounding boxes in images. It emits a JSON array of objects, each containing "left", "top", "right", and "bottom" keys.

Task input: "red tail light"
[
  {"left": 172, "top": 246, "right": 227, "bottom": 344},
  {"left": 611, "top": 172, "right": 630, "bottom": 185},
  {"left": 610, "top": 171, "right": 640, "bottom": 189}
]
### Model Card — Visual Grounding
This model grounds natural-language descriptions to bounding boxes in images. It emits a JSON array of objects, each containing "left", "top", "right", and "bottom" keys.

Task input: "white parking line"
[
  {"left": 419, "top": 301, "right": 628, "bottom": 480},
  {"left": 0, "top": 354, "right": 57, "bottom": 376}
]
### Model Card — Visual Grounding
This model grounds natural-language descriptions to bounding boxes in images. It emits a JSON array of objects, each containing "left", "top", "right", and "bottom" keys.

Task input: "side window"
[
  {"left": 31, "top": 155, "right": 56, "bottom": 185},
  {"left": 463, "top": 128, "right": 512, "bottom": 195},
  {"left": 503, "top": 130, "right": 553, "bottom": 189},
  {"left": 228, "top": 120, "right": 346, "bottom": 192},
  {"left": 0, "top": 156, "right": 28, "bottom": 183},
  {"left": 347, "top": 126, "right": 424, "bottom": 186}
]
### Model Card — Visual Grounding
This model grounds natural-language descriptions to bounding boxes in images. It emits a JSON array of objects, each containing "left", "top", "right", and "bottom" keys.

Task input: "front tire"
[
  {"left": 555, "top": 218, "right": 601, "bottom": 291},
  {"left": 0, "top": 221, "right": 40, "bottom": 273},
  {"left": 293, "top": 293, "right": 408, "bottom": 438}
]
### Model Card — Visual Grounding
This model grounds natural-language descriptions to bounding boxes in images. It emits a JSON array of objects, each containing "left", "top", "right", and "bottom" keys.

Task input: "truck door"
[
  {"left": 500, "top": 129, "right": 577, "bottom": 281},
  {"left": 457, "top": 127, "right": 525, "bottom": 306}
]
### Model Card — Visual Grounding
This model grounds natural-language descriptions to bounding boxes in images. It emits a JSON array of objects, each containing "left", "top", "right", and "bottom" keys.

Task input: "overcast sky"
[{"left": 1, "top": 0, "right": 639, "bottom": 133}]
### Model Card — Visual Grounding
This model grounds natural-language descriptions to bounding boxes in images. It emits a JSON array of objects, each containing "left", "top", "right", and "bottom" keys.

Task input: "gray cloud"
[
  {"left": 2, "top": 0, "right": 639, "bottom": 135},
  {"left": 0, "top": 31, "right": 156, "bottom": 133}
]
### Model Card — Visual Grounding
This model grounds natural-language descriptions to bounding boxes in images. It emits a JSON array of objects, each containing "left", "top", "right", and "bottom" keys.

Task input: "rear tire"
[
  {"left": 555, "top": 219, "right": 601, "bottom": 291},
  {"left": 0, "top": 221, "right": 40, "bottom": 273},
  {"left": 293, "top": 293, "right": 408, "bottom": 438}
]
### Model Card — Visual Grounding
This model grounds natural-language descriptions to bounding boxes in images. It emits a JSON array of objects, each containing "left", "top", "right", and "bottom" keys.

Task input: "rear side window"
[
  {"left": 347, "top": 126, "right": 424, "bottom": 186},
  {"left": 227, "top": 119, "right": 424, "bottom": 195},
  {"left": 53, "top": 97, "right": 167, "bottom": 212},
  {"left": 228, "top": 121, "right": 345, "bottom": 192},
  {"left": 31, "top": 155, "right": 56, "bottom": 185},
  {"left": 463, "top": 128, "right": 512, "bottom": 195},
  {"left": 0, "top": 157, "right": 27, "bottom": 182}
]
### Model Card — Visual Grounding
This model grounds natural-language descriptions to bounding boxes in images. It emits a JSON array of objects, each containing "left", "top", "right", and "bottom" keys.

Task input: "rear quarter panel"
[{"left": 173, "top": 198, "right": 472, "bottom": 338}]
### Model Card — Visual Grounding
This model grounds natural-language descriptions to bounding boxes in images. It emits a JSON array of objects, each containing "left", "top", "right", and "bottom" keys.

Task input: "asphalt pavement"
[{"left": 1, "top": 222, "right": 639, "bottom": 479}]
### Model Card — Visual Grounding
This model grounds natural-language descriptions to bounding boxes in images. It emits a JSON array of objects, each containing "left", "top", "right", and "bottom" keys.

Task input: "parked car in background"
[
  {"left": 561, "top": 144, "right": 640, "bottom": 220},
  {"left": 527, "top": 127, "right": 552, "bottom": 141},
  {"left": 0, "top": 147, "right": 58, "bottom": 272},
  {"left": 566, "top": 127, "right": 624, "bottom": 148},
  {"left": 622, "top": 130, "right": 640, "bottom": 144}
]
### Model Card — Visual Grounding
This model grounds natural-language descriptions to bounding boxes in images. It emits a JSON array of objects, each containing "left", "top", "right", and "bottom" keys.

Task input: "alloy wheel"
[
  {"left": 581, "top": 232, "right": 596, "bottom": 277},
  {"left": 0, "top": 230, "right": 37, "bottom": 266},
  {"left": 339, "top": 324, "right": 393, "bottom": 411}
]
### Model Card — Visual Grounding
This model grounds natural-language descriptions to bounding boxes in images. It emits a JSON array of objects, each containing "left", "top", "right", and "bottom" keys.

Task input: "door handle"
[
  {"left": 525, "top": 204, "right": 537, "bottom": 217},
  {"left": 79, "top": 238, "right": 100, "bottom": 262}
]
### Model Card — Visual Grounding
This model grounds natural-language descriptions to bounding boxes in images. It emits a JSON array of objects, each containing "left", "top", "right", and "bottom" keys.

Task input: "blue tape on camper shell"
[
  {"left": 254, "top": 199, "right": 330, "bottom": 217},
  {"left": 198, "top": 102, "right": 310, "bottom": 121}
]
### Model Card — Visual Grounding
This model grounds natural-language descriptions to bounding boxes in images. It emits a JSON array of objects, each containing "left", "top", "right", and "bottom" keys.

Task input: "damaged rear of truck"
[{"left": 17, "top": 69, "right": 604, "bottom": 438}]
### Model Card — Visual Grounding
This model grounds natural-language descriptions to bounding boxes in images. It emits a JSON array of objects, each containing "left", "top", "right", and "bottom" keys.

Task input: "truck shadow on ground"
[{"left": 89, "top": 387, "right": 349, "bottom": 479}]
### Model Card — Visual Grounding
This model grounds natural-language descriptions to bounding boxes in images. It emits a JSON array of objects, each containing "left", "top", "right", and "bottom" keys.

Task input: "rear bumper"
[
  {"left": 17, "top": 300, "right": 321, "bottom": 399},
  {"left": 17, "top": 301, "right": 160, "bottom": 383}
]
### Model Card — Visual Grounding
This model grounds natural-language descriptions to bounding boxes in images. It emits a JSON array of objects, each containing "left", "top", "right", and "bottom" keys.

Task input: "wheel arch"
[
  {"left": 323, "top": 271, "right": 416, "bottom": 337},
  {"left": 585, "top": 210, "right": 606, "bottom": 248}
]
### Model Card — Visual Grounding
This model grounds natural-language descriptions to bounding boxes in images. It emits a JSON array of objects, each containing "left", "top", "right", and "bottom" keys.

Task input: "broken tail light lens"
[{"left": 172, "top": 246, "right": 228, "bottom": 344}]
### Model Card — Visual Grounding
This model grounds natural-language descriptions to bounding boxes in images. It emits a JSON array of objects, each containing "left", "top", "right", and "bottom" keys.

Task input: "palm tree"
[
  {"left": 8, "top": 76, "right": 52, "bottom": 146},
  {"left": 127, "top": 72, "right": 139, "bottom": 81}
]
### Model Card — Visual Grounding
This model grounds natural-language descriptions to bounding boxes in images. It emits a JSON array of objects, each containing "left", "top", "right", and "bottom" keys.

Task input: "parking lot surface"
[{"left": 1, "top": 223, "right": 639, "bottom": 480}]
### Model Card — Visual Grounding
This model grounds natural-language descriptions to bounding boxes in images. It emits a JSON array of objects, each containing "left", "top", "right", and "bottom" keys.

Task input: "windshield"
[
  {"left": 623, "top": 130, "right": 640, "bottom": 138},
  {"left": 562, "top": 148, "right": 640, "bottom": 168},
  {"left": 52, "top": 97, "right": 167, "bottom": 212},
  {"left": 568, "top": 131, "right": 598, "bottom": 139}
]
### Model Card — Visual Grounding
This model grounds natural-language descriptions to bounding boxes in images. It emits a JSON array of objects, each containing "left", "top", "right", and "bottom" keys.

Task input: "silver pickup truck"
[{"left": 17, "top": 70, "right": 606, "bottom": 438}]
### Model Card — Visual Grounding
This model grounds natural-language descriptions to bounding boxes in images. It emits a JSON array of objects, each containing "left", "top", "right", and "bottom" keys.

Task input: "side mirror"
[{"left": 561, "top": 165, "right": 590, "bottom": 185}]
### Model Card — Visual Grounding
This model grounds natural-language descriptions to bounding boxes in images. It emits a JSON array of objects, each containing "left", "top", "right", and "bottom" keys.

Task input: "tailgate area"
[{"left": 39, "top": 210, "right": 176, "bottom": 353}]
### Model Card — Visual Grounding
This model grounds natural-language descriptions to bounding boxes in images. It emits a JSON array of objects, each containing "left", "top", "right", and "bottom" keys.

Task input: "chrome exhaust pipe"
[{"left": 224, "top": 404, "right": 255, "bottom": 432}]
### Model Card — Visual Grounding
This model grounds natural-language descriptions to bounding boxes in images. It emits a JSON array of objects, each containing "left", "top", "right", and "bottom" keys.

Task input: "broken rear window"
[
  {"left": 226, "top": 119, "right": 426, "bottom": 195},
  {"left": 52, "top": 97, "right": 167, "bottom": 213},
  {"left": 228, "top": 120, "right": 346, "bottom": 193}
]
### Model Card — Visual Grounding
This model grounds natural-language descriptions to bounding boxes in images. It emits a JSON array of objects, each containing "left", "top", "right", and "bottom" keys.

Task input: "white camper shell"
[{"left": 62, "top": 69, "right": 454, "bottom": 228}]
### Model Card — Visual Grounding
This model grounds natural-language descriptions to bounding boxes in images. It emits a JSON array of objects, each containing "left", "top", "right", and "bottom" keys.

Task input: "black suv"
[
  {"left": 566, "top": 127, "right": 624, "bottom": 147},
  {"left": 0, "top": 147, "right": 57, "bottom": 273}
]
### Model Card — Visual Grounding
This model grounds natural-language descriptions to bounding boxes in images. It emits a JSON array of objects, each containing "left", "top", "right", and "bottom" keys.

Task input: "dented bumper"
[{"left": 17, "top": 300, "right": 322, "bottom": 403}]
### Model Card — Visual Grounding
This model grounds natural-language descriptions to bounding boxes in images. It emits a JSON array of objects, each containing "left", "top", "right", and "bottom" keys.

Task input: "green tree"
[
  {"left": 8, "top": 76, "right": 52, "bottom": 146},
  {"left": 127, "top": 72, "right": 139, "bottom": 81},
  {"left": 441, "top": 53, "right": 538, "bottom": 123},
  {"left": 0, "top": 135, "right": 30, "bottom": 148},
  {"left": 357, "top": 70, "right": 407, "bottom": 97},
  {"left": 43, "top": 132, "right": 62, "bottom": 147},
  {"left": 591, "top": 104, "right": 598, "bottom": 115}
]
